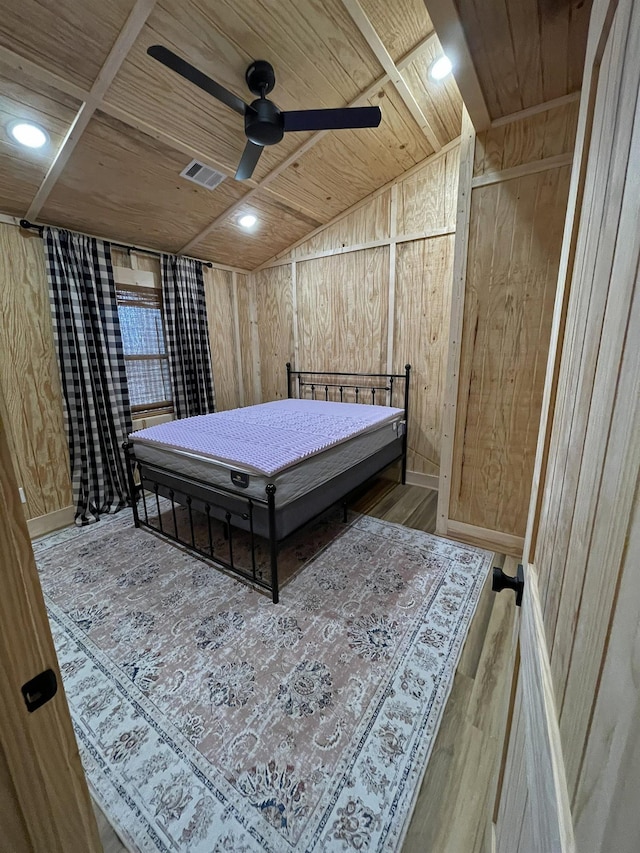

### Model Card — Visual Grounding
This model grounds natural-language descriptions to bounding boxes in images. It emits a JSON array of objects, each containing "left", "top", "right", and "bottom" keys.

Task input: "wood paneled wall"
[
  {"left": 234, "top": 272, "right": 255, "bottom": 406},
  {"left": 253, "top": 265, "right": 294, "bottom": 403},
  {"left": 203, "top": 267, "right": 243, "bottom": 412},
  {"left": 450, "top": 167, "right": 571, "bottom": 534},
  {"left": 439, "top": 101, "right": 578, "bottom": 550},
  {"left": 288, "top": 193, "right": 390, "bottom": 258},
  {"left": 297, "top": 247, "right": 390, "bottom": 374},
  {"left": 244, "top": 143, "right": 461, "bottom": 483},
  {"left": 0, "top": 232, "right": 247, "bottom": 527},
  {"left": 394, "top": 236, "right": 454, "bottom": 478},
  {"left": 0, "top": 224, "right": 71, "bottom": 521},
  {"left": 111, "top": 246, "right": 160, "bottom": 276}
]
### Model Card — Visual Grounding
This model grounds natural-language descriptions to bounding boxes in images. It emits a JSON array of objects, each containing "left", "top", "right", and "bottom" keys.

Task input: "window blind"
[{"left": 116, "top": 285, "right": 173, "bottom": 414}]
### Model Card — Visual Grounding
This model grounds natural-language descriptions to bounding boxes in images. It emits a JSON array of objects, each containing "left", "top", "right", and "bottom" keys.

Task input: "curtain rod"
[{"left": 19, "top": 219, "right": 214, "bottom": 268}]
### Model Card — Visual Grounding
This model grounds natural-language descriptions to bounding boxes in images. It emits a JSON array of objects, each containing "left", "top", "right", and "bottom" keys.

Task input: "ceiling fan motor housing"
[
  {"left": 246, "top": 60, "right": 276, "bottom": 96},
  {"left": 245, "top": 98, "right": 284, "bottom": 146}
]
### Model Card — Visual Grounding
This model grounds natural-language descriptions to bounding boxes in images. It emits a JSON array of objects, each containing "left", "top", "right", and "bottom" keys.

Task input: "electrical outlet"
[{"left": 18, "top": 487, "right": 27, "bottom": 504}]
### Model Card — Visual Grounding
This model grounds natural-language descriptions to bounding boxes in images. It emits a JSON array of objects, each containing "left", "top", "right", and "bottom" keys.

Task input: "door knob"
[
  {"left": 21, "top": 668, "right": 58, "bottom": 712},
  {"left": 492, "top": 564, "right": 524, "bottom": 607}
]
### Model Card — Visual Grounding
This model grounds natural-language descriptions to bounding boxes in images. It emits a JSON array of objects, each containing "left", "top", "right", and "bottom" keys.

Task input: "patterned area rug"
[{"left": 34, "top": 506, "right": 492, "bottom": 852}]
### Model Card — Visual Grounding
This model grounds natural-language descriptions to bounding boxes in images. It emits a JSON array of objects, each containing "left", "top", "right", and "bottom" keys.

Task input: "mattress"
[{"left": 130, "top": 398, "right": 404, "bottom": 506}]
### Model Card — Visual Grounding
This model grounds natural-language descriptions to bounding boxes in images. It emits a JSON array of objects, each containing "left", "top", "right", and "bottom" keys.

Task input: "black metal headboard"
[
  {"left": 286, "top": 363, "right": 411, "bottom": 482},
  {"left": 286, "top": 363, "right": 411, "bottom": 421},
  {"left": 286, "top": 361, "right": 410, "bottom": 408}
]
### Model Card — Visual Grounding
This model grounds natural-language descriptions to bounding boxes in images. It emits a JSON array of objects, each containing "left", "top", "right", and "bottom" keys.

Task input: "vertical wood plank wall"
[
  {"left": 394, "top": 237, "right": 454, "bottom": 479},
  {"left": 443, "top": 101, "right": 578, "bottom": 550},
  {"left": 533, "top": 3, "right": 640, "bottom": 845},
  {"left": 297, "top": 247, "right": 390, "bottom": 374},
  {"left": 0, "top": 224, "right": 72, "bottom": 520},
  {"left": 243, "top": 144, "right": 461, "bottom": 484},
  {"left": 496, "top": 2, "right": 640, "bottom": 850},
  {"left": 234, "top": 272, "right": 254, "bottom": 407}
]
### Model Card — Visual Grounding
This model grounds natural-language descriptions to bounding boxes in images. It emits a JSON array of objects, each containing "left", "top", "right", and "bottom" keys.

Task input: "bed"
[{"left": 123, "top": 364, "right": 411, "bottom": 602}]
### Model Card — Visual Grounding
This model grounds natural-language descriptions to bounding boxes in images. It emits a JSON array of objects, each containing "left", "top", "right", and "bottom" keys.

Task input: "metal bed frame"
[{"left": 123, "top": 363, "right": 411, "bottom": 603}]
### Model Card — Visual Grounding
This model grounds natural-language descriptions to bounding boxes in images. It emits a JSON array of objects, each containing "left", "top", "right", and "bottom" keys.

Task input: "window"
[{"left": 116, "top": 284, "right": 172, "bottom": 415}]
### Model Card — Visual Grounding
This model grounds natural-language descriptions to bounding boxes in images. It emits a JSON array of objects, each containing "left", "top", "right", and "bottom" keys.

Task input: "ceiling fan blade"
[
  {"left": 147, "top": 45, "right": 249, "bottom": 117},
  {"left": 235, "top": 140, "right": 264, "bottom": 181},
  {"left": 282, "top": 106, "right": 381, "bottom": 133}
]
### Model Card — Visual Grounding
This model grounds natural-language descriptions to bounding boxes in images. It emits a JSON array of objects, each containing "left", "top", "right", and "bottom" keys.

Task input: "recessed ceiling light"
[
  {"left": 239, "top": 214, "right": 257, "bottom": 228},
  {"left": 7, "top": 120, "right": 49, "bottom": 149},
  {"left": 429, "top": 55, "right": 453, "bottom": 82}
]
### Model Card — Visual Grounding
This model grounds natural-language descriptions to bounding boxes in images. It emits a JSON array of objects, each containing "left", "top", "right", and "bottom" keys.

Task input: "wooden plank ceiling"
[
  {"left": 428, "top": 0, "right": 592, "bottom": 128},
  {"left": 0, "top": 0, "right": 590, "bottom": 269},
  {"left": 455, "top": 0, "right": 591, "bottom": 119}
]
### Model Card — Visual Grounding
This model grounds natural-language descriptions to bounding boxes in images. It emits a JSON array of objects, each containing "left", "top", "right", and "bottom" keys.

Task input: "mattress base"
[{"left": 137, "top": 436, "right": 403, "bottom": 541}]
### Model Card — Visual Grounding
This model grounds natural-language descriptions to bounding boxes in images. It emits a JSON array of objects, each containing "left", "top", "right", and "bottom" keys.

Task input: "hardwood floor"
[
  {"left": 93, "top": 479, "right": 515, "bottom": 853},
  {"left": 92, "top": 801, "right": 128, "bottom": 853},
  {"left": 353, "top": 479, "right": 516, "bottom": 853}
]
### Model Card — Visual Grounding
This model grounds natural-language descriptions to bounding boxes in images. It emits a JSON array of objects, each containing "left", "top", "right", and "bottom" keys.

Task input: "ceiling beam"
[
  {"left": 396, "top": 30, "right": 438, "bottom": 71},
  {"left": 490, "top": 91, "right": 581, "bottom": 129},
  {"left": 423, "top": 0, "right": 491, "bottom": 130},
  {"left": 25, "top": 0, "right": 158, "bottom": 221},
  {"left": 340, "top": 0, "right": 443, "bottom": 150}
]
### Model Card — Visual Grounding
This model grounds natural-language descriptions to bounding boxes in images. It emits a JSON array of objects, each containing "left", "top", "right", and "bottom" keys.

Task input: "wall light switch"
[{"left": 18, "top": 487, "right": 27, "bottom": 504}]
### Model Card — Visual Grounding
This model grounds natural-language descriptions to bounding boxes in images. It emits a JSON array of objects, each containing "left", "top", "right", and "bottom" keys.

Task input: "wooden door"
[
  {"left": 0, "top": 405, "right": 101, "bottom": 850},
  {"left": 494, "top": 0, "right": 640, "bottom": 850}
]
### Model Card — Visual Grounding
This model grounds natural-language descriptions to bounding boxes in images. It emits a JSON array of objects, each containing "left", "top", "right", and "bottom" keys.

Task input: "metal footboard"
[{"left": 123, "top": 444, "right": 281, "bottom": 602}]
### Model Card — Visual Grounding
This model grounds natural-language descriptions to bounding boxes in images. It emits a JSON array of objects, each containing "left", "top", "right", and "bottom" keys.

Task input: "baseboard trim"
[
  {"left": 27, "top": 505, "right": 75, "bottom": 539},
  {"left": 444, "top": 519, "right": 524, "bottom": 556},
  {"left": 405, "top": 470, "right": 439, "bottom": 491}
]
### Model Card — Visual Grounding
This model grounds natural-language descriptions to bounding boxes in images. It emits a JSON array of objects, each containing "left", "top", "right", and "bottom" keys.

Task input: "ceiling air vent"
[{"left": 180, "top": 159, "right": 225, "bottom": 190}]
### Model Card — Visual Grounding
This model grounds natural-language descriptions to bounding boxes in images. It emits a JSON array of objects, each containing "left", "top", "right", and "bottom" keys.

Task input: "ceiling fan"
[{"left": 147, "top": 45, "right": 382, "bottom": 181}]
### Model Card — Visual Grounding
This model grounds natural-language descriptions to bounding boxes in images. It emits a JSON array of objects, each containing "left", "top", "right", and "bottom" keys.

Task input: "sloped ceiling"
[
  {"left": 0, "top": 0, "right": 463, "bottom": 269},
  {"left": 0, "top": 0, "right": 590, "bottom": 269}
]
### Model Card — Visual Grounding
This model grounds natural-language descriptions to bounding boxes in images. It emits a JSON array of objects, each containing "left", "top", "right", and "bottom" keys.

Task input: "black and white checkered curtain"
[
  {"left": 161, "top": 254, "right": 216, "bottom": 418},
  {"left": 44, "top": 227, "right": 132, "bottom": 525}
]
